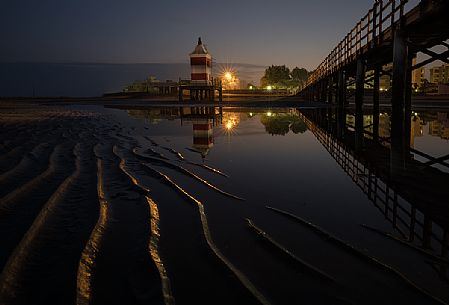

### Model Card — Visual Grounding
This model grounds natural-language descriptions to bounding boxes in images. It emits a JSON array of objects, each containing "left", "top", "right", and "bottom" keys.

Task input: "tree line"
[{"left": 259, "top": 65, "right": 310, "bottom": 89}]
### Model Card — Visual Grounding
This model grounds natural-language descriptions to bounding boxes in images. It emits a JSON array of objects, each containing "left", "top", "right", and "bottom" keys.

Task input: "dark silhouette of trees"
[
  {"left": 290, "top": 119, "right": 307, "bottom": 134},
  {"left": 260, "top": 113, "right": 308, "bottom": 136},
  {"left": 291, "top": 67, "right": 309, "bottom": 82},
  {"left": 260, "top": 65, "right": 291, "bottom": 88},
  {"left": 260, "top": 65, "right": 309, "bottom": 89}
]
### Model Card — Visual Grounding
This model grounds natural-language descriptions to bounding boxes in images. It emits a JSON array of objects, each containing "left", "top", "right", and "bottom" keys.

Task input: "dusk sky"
[{"left": 2, "top": 0, "right": 378, "bottom": 70}]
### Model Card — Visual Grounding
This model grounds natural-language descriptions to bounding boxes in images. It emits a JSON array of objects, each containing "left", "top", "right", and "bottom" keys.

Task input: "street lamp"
[{"left": 224, "top": 72, "right": 233, "bottom": 81}]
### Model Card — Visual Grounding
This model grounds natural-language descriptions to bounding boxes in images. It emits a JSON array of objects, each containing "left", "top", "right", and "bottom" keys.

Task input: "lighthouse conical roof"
[{"left": 190, "top": 37, "right": 209, "bottom": 55}]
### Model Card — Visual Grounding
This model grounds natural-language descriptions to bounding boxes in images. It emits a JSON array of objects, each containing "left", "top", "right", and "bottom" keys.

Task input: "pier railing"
[{"left": 306, "top": 0, "right": 418, "bottom": 87}]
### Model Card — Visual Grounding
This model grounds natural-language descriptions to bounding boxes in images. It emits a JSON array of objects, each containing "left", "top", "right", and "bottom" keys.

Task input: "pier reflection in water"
[
  {"left": 121, "top": 105, "right": 449, "bottom": 302},
  {"left": 301, "top": 107, "right": 449, "bottom": 263}
]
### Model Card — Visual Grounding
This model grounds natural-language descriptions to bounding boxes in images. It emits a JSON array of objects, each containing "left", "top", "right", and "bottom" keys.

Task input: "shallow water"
[
  {"left": 1, "top": 104, "right": 448, "bottom": 305},
  {"left": 105, "top": 105, "right": 449, "bottom": 304}
]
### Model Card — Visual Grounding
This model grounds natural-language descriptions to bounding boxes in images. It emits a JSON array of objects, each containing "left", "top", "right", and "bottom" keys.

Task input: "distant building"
[
  {"left": 412, "top": 67, "right": 425, "bottom": 87},
  {"left": 409, "top": 57, "right": 425, "bottom": 89},
  {"left": 123, "top": 76, "right": 178, "bottom": 95},
  {"left": 124, "top": 76, "right": 160, "bottom": 93},
  {"left": 430, "top": 64, "right": 449, "bottom": 84},
  {"left": 379, "top": 60, "right": 426, "bottom": 91},
  {"left": 430, "top": 67, "right": 440, "bottom": 84},
  {"left": 412, "top": 58, "right": 425, "bottom": 89}
]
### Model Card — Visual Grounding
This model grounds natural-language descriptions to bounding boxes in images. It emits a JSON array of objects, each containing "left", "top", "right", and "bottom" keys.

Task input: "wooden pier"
[
  {"left": 299, "top": 0, "right": 449, "bottom": 171},
  {"left": 301, "top": 0, "right": 449, "bottom": 104}
]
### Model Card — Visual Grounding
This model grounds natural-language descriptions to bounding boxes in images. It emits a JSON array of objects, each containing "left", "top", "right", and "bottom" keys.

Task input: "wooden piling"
[
  {"left": 373, "top": 66, "right": 380, "bottom": 142},
  {"left": 390, "top": 29, "right": 408, "bottom": 174}
]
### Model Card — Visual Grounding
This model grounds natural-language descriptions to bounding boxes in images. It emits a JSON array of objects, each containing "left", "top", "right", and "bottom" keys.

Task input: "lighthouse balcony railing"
[{"left": 178, "top": 78, "right": 222, "bottom": 88}]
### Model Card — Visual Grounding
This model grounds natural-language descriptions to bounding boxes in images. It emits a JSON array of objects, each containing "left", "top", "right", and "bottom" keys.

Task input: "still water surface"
[{"left": 103, "top": 105, "right": 449, "bottom": 304}]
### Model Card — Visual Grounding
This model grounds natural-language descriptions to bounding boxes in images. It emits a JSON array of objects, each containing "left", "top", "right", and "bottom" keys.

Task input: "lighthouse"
[
  {"left": 178, "top": 37, "right": 222, "bottom": 102},
  {"left": 190, "top": 37, "right": 212, "bottom": 85}
]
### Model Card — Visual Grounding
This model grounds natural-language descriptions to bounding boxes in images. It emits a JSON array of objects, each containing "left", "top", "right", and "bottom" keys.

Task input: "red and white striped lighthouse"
[{"left": 190, "top": 37, "right": 212, "bottom": 85}]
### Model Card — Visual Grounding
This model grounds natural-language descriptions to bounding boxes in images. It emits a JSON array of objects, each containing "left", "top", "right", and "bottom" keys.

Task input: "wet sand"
[
  {"left": 0, "top": 102, "right": 262, "bottom": 305},
  {"left": 0, "top": 101, "right": 448, "bottom": 305}
]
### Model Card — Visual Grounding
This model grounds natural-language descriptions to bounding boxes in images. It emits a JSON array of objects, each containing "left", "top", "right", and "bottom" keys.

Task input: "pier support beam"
[
  {"left": 336, "top": 106, "right": 346, "bottom": 139},
  {"left": 355, "top": 59, "right": 366, "bottom": 150},
  {"left": 336, "top": 70, "right": 347, "bottom": 139},
  {"left": 337, "top": 70, "right": 346, "bottom": 107},
  {"left": 390, "top": 29, "right": 410, "bottom": 174},
  {"left": 404, "top": 54, "right": 414, "bottom": 157},
  {"left": 179, "top": 88, "right": 183, "bottom": 102},
  {"left": 327, "top": 76, "right": 333, "bottom": 104},
  {"left": 322, "top": 79, "right": 328, "bottom": 103},
  {"left": 316, "top": 81, "right": 323, "bottom": 102},
  {"left": 373, "top": 66, "right": 380, "bottom": 142}
]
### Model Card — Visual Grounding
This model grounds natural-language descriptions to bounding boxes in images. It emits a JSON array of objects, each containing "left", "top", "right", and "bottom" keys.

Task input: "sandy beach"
[{"left": 0, "top": 101, "right": 265, "bottom": 305}]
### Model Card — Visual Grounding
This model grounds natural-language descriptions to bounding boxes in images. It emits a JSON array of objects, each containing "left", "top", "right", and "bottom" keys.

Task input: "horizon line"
[{"left": 0, "top": 61, "right": 271, "bottom": 68}]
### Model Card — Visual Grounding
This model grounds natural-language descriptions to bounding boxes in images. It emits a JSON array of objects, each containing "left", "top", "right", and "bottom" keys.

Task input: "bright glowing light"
[
  {"left": 267, "top": 111, "right": 272, "bottom": 117},
  {"left": 219, "top": 66, "right": 239, "bottom": 90},
  {"left": 249, "top": 112, "right": 253, "bottom": 116},
  {"left": 266, "top": 85, "right": 272, "bottom": 91},
  {"left": 414, "top": 112, "right": 418, "bottom": 116},
  {"left": 249, "top": 86, "right": 253, "bottom": 90},
  {"left": 222, "top": 113, "right": 239, "bottom": 133}
]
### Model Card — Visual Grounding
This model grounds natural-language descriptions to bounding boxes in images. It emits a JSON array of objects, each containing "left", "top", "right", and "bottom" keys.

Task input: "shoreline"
[{"left": 1, "top": 95, "right": 449, "bottom": 109}]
